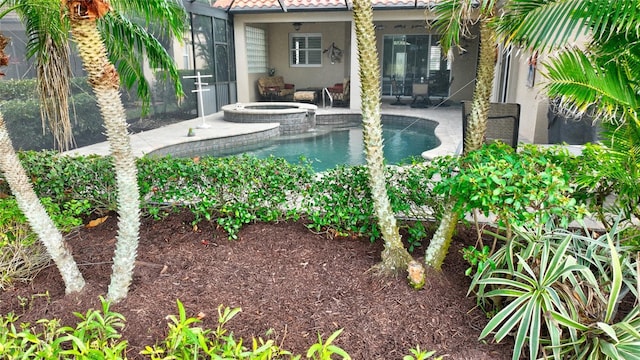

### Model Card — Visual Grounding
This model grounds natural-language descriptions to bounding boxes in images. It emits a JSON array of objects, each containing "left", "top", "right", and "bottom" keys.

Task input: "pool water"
[{"left": 221, "top": 123, "right": 438, "bottom": 172}]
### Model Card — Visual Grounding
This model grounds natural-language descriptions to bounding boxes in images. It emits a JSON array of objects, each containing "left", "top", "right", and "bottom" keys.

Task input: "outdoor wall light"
[{"left": 293, "top": 22, "right": 302, "bottom": 31}]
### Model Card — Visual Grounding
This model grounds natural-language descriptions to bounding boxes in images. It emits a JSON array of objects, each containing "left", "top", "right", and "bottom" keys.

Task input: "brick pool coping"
[{"left": 222, "top": 102, "right": 317, "bottom": 135}]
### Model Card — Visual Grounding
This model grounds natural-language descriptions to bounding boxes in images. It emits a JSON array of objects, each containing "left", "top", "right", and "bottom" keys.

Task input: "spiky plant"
[
  {"left": 64, "top": 0, "right": 140, "bottom": 302},
  {"left": 352, "top": 0, "right": 419, "bottom": 281}
]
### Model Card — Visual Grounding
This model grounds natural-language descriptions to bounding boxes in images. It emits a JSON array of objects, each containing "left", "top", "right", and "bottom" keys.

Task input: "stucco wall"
[
  {"left": 267, "top": 22, "right": 350, "bottom": 90},
  {"left": 506, "top": 50, "right": 549, "bottom": 144}
]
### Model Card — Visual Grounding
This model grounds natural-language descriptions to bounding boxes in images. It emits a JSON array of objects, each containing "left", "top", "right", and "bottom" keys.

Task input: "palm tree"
[
  {"left": 352, "top": 0, "right": 422, "bottom": 284},
  {"left": 495, "top": 0, "right": 640, "bottom": 220},
  {"left": 0, "top": 0, "right": 184, "bottom": 300},
  {"left": 4, "top": 0, "right": 185, "bottom": 150},
  {"left": 62, "top": 0, "right": 141, "bottom": 302},
  {"left": 424, "top": 0, "right": 501, "bottom": 270},
  {"left": 0, "top": 33, "right": 85, "bottom": 294}
]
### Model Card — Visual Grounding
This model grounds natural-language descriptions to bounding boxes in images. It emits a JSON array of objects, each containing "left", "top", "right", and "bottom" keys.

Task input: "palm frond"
[
  {"left": 543, "top": 48, "right": 638, "bottom": 125},
  {"left": 13, "top": 0, "right": 73, "bottom": 150},
  {"left": 110, "top": 0, "right": 187, "bottom": 41},
  {"left": 431, "top": 0, "right": 482, "bottom": 56},
  {"left": 496, "top": 0, "right": 589, "bottom": 52},
  {"left": 100, "top": 12, "right": 184, "bottom": 115},
  {"left": 581, "top": 0, "right": 640, "bottom": 43},
  {"left": 594, "top": 34, "right": 640, "bottom": 92}
]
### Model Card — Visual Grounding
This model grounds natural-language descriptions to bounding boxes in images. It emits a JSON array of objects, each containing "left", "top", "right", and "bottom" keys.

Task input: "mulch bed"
[{"left": 0, "top": 210, "right": 513, "bottom": 359}]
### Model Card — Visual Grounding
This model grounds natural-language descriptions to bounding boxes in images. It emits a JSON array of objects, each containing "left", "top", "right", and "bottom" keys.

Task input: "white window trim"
[{"left": 289, "top": 33, "right": 323, "bottom": 67}]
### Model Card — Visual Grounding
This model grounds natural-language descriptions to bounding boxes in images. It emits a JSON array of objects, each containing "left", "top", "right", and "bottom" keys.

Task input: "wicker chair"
[
  {"left": 257, "top": 76, "right": 295, "bottom": 101},
  {"left": 461, "top": 101, "right": 521, "bottom": 152}
]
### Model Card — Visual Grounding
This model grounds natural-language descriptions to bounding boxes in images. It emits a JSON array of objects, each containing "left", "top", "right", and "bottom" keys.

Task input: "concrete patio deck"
[{"left": 65, "top": 99, "right": 465, "bottom": 158}]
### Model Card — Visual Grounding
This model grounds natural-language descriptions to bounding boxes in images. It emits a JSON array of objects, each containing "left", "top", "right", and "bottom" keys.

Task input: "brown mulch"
[{"left": 0, "top": 211, "right": 513, "bottom": 359}]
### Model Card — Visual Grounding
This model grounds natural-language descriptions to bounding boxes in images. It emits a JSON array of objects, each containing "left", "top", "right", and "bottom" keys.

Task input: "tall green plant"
[
  {"left": 549, "top": 224, "right": 640, "bottom": 359},
  {"left": 472, "top": 220, "right": 640, "bottom": 359},
  {"left": 477, "top": 231, "right": 589, "bottom": 360},
  {"left": 351, "top": 0, "right": 418, "bottom": 280}
]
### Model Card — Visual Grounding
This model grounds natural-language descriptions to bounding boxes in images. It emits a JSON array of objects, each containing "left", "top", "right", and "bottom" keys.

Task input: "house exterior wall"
[
  {"left": 233, "top": 11, "right": 354, "bottom": 103},
  {"left": 230, "top": 8, "right": 583, "bottom": 146},
  {"left": 502, "top": 50, "right": 549, "bottom": 144},
  {"left": 232, "top": 9, "right": 477, "bottom": 107},
  {"left": 267, "top": 21, "right": 350, "bottom": 89}
]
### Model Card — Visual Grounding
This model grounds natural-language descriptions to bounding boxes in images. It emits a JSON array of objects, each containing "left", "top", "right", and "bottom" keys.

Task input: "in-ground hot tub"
[{"left": 221, "top": 102, "right": 317, "bottom": 135}]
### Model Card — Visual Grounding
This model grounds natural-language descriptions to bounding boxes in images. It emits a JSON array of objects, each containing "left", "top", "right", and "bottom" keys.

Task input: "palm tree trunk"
[
  {"left": 463, "top": 21, "right": 496, "bottom": 154},
  {"left": 424, "top": 203, "right": 459, "bottom": 270},
  {"left": 0, "top": 114, "right": 85, "bottom": 293},
  {"left": 353, "top": 0, "right": 416, "bottom": 277},
  {"left": 67, "top": 5, "right": 141, "bottom": 303},
  {"left": 424, "top": 21, "right": 497, "bottom": 269}
]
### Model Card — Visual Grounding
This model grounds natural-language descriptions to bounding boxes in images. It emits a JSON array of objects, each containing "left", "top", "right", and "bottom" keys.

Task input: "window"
[
  {"left": 246, "top": 26, "right": 267, "bottom": 73},
  {"left": 290, "top": 33, "right": 322, "bottom": 67},
  {"left": 429, "top": 46, "right": 441, "bottom": 71}
]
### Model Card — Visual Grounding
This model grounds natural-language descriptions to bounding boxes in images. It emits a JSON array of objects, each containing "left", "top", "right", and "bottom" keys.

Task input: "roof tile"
[{"left": 213, "top": 0, "right": 433, "bottom": 12}]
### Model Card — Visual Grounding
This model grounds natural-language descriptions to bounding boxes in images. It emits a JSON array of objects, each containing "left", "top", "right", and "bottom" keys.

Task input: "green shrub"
[
  {"left": 472, "top": 223, "right": 639, "bottom": 360},
  {"left": 428, "top": 143, "right": 588, "bottom": 243},
  {"left": 1, "top": 98, "right": 50, "bottom": 150},
  {"left": 70, "top": 77, "right": 93, "bottom": 96},
  {"left": 1, "top": 93, "right": 103, "bottom": 151},
  {"left": 0, "top": 78, "right": 37, "bottom": 100},
  {"left": 6, "top": 151, "right": 118, "bottom": 212},
  {"left": 138, "top": 154, "right": 315, "bottom": 239},
  {"left": 304, "top": 164, "right": 438, "bottom": 244}
]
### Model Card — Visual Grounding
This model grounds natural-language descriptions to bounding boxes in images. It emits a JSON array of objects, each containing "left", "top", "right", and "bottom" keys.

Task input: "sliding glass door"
[{"left": 382, "top": 35, "right": 450, "bottom": 97}]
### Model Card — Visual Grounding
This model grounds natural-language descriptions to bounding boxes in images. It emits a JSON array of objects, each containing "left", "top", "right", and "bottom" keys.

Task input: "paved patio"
[{"left": 65, "top": 99, "right": 464, "bottom": 158}]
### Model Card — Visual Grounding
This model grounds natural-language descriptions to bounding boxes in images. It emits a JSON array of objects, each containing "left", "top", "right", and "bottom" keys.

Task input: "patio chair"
[
  {"left": 461, "top": 101, "right": 521, "bottom": 153},
  {"left": 390, "top": 76, "right": 405, "bottom": 105},
  {"left": 410, "top": 83, "right": 430, "bottom": 108},
  {"left": 327, "top": 79, "right": 350, "bottom": 107}
]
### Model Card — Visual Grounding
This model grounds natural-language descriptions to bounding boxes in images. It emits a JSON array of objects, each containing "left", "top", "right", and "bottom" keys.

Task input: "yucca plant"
[
  {"left": 548, "top": 225, "right": 640, "bottom": 360},
  {"left": 477, "top": 229, "right": 596, "bottom": 360}
]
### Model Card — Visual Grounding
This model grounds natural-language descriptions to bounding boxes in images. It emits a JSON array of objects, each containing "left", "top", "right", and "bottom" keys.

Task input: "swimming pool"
[{"left": 214, "top": 123, "right": 438, "bottom": 172}]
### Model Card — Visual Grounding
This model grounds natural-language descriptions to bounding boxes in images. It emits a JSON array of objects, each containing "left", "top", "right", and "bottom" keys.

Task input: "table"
[{"left": 294, "top": 87, "right": 327, "bottom": 106}]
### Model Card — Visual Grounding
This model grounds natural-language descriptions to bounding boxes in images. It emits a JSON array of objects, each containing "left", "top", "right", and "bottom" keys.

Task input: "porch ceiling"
[{"left": 212, "top": 0, "right": 436, "bottom": 13}]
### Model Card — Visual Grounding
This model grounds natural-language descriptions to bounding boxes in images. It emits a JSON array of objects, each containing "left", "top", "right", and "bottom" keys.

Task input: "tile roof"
[{"left": 212, "top": 0, "right": 434, "bottom": 12}]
